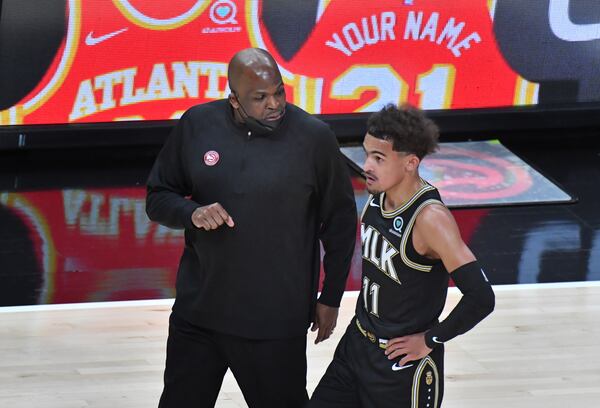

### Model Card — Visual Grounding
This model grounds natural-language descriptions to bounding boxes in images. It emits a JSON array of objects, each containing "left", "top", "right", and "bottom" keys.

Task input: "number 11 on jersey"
[{"left": 362, "top": 276, "right": 380, "bottom": 317}]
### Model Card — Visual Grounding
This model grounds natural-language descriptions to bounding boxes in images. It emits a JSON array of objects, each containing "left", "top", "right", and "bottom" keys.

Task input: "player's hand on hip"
[
  {"left": 311, "top": 303, "right": 339, "bottom": 344},
  {"left": 385, "top": 332, "right": 432, "bottom": 366},
  {"left": 192, "top": 203, "right": 235, "bottom": 230}
]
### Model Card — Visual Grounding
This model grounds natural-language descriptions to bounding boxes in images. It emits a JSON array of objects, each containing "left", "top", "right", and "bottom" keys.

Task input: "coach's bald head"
[
  {"left": 228, "top": 48, "right": 281, "bottom": 92},
  {"left": 227, "top": 48, "right": 286, "bottom": 127}
]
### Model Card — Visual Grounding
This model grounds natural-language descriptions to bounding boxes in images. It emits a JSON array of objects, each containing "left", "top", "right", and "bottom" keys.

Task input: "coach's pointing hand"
[
  {"left": 192, "top": 203, "right": 235, "bottom": 230},
  {"left": 311, "top": 302, "right": 339, "bottom": 344}
]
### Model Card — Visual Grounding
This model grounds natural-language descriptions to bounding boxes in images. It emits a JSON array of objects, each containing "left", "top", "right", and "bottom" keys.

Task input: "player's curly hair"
[{"left": 366, "top": 104, "right": 439, "bottom": 159}]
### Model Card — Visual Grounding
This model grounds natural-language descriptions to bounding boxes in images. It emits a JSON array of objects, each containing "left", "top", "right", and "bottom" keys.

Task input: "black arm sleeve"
[
  {"left": 425, "top": 260, "right": 495, "bottom": 349},
  {"left": 146, "top": 113, "right": 200, "bottom": 230},
  {"left": 315, "top": 128, "right": 357, "bottom": 307}
]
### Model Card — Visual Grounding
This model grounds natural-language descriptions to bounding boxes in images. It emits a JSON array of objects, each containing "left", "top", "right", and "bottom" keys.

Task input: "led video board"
[{"left": 1, "top": 0, "right": 599, "bottom": 127}]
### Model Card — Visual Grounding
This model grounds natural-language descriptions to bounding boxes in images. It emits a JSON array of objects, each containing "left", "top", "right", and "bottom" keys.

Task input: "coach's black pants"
[{"left": 158, "top": 311, "right": 309, "bottom": 408}]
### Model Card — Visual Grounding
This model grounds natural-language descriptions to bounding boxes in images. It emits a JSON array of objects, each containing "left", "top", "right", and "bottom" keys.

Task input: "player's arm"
[
  {"left": 385, "top": 204, "right": 494, "bottom": 364},
  {"left": 418, "top": 204, "right": 495, "bottom": 349}
]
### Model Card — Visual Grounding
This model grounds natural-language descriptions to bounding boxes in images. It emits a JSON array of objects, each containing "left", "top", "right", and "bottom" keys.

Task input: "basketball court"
[
  {"left": 2, "top": 1, "right": 600, "bottom": 407},
  {"left": 2, "top": 283, "right": 600, "bottom": 407}
]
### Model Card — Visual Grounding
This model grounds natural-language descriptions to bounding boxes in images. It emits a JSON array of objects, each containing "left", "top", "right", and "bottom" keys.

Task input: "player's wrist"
[
  {"left": 424, "top": 329, "right": 443, "bottom": 349},
  {"left": 424, "top": 330, "right": 435, "bottom": 349}
]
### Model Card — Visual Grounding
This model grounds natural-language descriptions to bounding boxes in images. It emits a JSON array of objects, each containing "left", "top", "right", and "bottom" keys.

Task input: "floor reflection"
[
  {"left": 1, "top": 138, "right": 599, "bottom": 306},
  {"left": 0, "top": 188, "right": 182, "bottom": 305}
]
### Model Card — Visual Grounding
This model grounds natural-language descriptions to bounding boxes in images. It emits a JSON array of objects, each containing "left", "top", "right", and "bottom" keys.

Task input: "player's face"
[
  {"left": 362, "top": 133, "right": 415, "bottom": 195},
  {"left": 232, "top": 68, "right": 286, "bottom": 123}
]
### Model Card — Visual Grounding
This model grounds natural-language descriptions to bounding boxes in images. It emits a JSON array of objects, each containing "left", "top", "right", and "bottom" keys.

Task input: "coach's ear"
[
  {"left": 0, "top": 0, "right": 66, "bottom": 110},
  {"left": 228, "top": 91, "right": 240, "bottom": 110}
]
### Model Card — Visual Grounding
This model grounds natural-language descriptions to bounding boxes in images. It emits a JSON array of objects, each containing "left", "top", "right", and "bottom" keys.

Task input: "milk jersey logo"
[
  {"left": 361, "top": 223, "right": 400, "bottom": 283},
  {"left": 204, "top": 150, "right": 220, "bottom": 166},
  {"left": 209, "top": 0, "right": 238, "bottom": 25}
]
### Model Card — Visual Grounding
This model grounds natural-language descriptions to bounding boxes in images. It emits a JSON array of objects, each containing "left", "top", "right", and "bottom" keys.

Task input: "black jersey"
[{"left": 355, "top": 181, "right": 449, "bottom": 339}]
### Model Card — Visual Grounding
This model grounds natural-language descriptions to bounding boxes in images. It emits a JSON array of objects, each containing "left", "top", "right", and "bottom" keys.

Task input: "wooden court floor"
[{"left": 1, "top": 283, "right": 600, "bottom": 408}]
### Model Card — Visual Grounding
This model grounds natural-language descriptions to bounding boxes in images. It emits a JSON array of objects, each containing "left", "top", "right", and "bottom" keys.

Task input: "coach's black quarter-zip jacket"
[{"left": 146, "top": 99, "right": 357, "bottom": 339}]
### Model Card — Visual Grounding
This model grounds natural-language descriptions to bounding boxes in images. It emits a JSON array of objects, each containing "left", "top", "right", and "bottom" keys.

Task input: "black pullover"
[{"left": 146, "top": 99, "right": 357, "bottom": 339}]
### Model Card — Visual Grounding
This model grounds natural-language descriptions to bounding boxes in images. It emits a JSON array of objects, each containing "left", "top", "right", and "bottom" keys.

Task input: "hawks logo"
[{"left": 203, "top": 150, "right": 220, "bottom": 166}]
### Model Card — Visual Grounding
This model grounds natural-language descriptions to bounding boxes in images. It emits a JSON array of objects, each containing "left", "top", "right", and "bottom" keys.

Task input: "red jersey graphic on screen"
[
  {"left": 1, "top": 0, "right": 534, "bottom": 126},
  {"left": 253, "top": 0, "right": 526, "bottom": 113},
  {"left": 6, "top": 0, "right": 250, "bottom": 125}
]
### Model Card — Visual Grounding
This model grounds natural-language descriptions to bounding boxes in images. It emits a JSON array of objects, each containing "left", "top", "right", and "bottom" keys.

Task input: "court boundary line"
[{"left": 2, "top": 280, "right": 600, "bottom": 313}]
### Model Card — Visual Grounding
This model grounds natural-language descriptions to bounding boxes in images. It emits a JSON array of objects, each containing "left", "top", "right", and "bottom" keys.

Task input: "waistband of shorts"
[{"left": 355, "top": 318, "right": 388, "bottom": 349}]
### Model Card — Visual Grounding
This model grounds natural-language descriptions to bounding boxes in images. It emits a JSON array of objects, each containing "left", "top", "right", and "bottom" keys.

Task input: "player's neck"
[{"left": 383, "top": 175, "right": 424, "bottom": 211}]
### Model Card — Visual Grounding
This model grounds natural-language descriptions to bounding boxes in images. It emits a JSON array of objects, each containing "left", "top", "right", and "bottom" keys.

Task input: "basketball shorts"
[{"left": 309, "top": 317, "right": 444, "bottom": 408}]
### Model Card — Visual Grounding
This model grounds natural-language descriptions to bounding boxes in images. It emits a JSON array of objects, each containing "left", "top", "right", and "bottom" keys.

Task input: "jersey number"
[{"left": 362, "top": 276, "right": 380, "bottom": 317}]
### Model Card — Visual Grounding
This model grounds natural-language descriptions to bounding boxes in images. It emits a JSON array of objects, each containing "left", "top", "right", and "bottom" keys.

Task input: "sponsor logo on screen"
[
  {"left": 209, "top": 0, "right": 238, "bottom": 25},
  {"left": 203, "top": 0, "right": 241, "bottom": 34}
]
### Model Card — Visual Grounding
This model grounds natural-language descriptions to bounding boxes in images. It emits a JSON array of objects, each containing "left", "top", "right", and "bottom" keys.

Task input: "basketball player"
[
  {"left": 309, "top": 104, "right": 495, "bottom": 408},
  {"left": 146, "top": 48, "right": 357, "bottom": 408}
]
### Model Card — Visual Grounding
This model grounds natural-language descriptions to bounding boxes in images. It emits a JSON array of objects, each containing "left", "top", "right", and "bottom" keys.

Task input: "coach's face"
[
  {"left": 230, "top": 66, "right": 286, "bottom": 124},
  {"left": 362, "top": 133, "right": 418, "bottom": 195}
]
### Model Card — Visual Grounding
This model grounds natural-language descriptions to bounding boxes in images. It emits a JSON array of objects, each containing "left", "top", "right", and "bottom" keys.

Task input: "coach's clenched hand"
[
  {"left": 311, "top": 302, "right": 339, "bottom": 344},
  {"left": 192, "top": 203, "right": 235, "bottom": 230}
]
